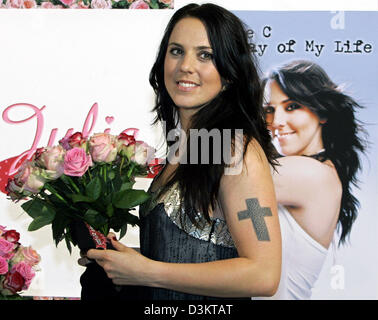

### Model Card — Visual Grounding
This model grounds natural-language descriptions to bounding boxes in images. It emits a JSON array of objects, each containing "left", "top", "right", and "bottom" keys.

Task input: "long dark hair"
[
  {"left": 263, "top": 60, "right": 367, "bottom": 245},
  {"left": 149, "top": 3, "right": 276, "bottom": 225}
]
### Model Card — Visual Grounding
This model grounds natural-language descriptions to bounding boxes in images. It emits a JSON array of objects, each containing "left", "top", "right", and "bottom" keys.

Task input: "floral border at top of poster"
[{"left": 0, "top": 0, "right": 173, "bottom": 9}]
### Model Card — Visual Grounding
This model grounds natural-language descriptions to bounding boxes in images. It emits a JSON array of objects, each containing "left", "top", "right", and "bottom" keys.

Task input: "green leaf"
[
  {"left": 71, "top": 194, "right": 95, "bottom": 203},
  {"left": 108, "top": 170, "right": 116, "bottom": 180},
  {"left": 21, "top": 198, "right": 56, "bottom": 231},
  {"left": 85, "top": 176, "right": 102, "bottom": 200},
  {"left": 119, "top": 224, "right": 127, "bottom": 240},
  {"left": 126, "top": 211, "right": 140, "bottom": 226},
  {"left": 28, "top": 215, "right": 54, "bottom": 231},
  {"left": 120, "top": 181, "right": 134, "bottom": 191},
  {"left": 64, "top": 234, "right": 72, "bottom": 254},
  {"left": 149, "top": 0, "right": 159, "bottom": 9},
  {"left": 106, "top": 203, "right": 114, "bottom": 217},
  {"left": 21, "top": 198, "right": 45, "bottom": 219},
  {"left": 84, "top": 209, "right": 108, "bottom": 230},
  {"left": 112, "top": 189, "right": 150, "bottom": 209},
  {"left": 52, "top": 212, "right": 70, "bottom": 246}
]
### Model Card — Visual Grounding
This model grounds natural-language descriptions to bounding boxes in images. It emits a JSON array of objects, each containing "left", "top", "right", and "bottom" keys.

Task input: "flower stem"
[
  {"left": 120, "top": 157, "right": 125, "bottom": 175},
  {"left": 44, "top": 183, "right": 69, "bottom": 205},
  {"left": 65, "top": 175, "right": 80, "bottom": 193},
  {"left": 127, "top": 162, "right": 136, "bottom": 178}
]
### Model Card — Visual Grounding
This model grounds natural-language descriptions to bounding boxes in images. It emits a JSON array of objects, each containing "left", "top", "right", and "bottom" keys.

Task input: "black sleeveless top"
[{"left": 130, "top": 180, "right": 248, "bottom": 300}]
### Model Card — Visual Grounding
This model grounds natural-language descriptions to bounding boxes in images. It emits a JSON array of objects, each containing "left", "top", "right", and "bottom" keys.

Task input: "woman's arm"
[{"left": 87, "top": 140, "right": 281, "bottom": 297}]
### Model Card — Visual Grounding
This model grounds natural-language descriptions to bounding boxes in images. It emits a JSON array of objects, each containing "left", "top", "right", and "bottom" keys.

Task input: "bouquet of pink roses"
[
  {"left": 5, "top": 129, "right": 155, "bottom": 253},
  {"left": 0, "top": 226, "right": 41, "bottom": 299}
]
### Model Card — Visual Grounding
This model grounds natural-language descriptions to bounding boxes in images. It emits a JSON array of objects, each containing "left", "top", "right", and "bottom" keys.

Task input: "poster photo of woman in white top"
[{"left": 256, "top": 60, "right": 368, "bottom": 299}]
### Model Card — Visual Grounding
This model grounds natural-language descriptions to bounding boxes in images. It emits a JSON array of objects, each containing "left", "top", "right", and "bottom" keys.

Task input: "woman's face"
[
  {"left": 164, "top": 17, "right": 223, "bottom": 109},
  {"left": 263, "top": 80, "right": 324, "bottom": 156}
]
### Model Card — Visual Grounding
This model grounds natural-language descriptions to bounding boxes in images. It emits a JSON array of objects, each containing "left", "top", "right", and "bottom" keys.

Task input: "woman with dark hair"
[
  {"left": 82, "top": 3, "right": 281, "bottom": 300},
  {"left": 257, "top": 60, "right": 366, "bottom": 299}
]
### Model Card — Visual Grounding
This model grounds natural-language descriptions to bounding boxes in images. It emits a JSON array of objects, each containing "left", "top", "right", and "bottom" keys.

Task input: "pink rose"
[
  {"left": 90, "top": 0, "right": 112, "bottom": 8},
  {"left": 69, "top": 1, "right": 89, "bottom": 8},
  {"left": 63, "top": 148, "right": 92, "bottom": 177},
  {"left": 0, "top": 238, "right": 15, "bottom": 257},
  {"left": 59, "top": 0, "right": 75, "bottom": 5},
  {"left": 131, "top": 141, "right": 155, "bottom": 166},
  {"left": 130, "top": 0, "right": 149, "bottom": 9},
  {"left": 89, "top": 133, "right": 118, "bottom": 163},
  {"left": 12, "top": 261, "right": 35, "bottom": 290},
  {"left": 13, "top": 246, "right": 41, "bottom": 267},
  {"left": 1, "top": 270, "right": 24, "bottom": 295},
  {"left": 0, "top": 256, "right": 8, "bottom": 275},
  {"left": 159, "top": 0, "right": 171, "bottom": 4},
  {"left": 5, "top": 0, "right": 23, "bottom": 8},
  {"left": 36, "top": 145, "right": 65, "bottom": 180},
  {"left": 40, "top": 1, "right": 54, "bottom": 8}
]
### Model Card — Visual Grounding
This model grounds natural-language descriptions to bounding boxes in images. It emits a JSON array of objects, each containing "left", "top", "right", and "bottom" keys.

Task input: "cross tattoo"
[{"left": 238, "top": 198, "right": 272, "bottom": 241}]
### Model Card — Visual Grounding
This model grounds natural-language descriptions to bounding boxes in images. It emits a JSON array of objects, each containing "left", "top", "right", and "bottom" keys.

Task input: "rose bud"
[
  {"left": 89, "top": 133, "right": 118, "bottom": 163},
  {"left": 117, "top": 132, "right": 137, "bottom": 160},
  {"left": 3, "top": 229, "right": 20, "bottom": 244},
  {"left": 68, "top": 132, "right": 88, "bottom": 151},
  {"left": 1, "top": 270, "right": 25, "bottom": 295}
]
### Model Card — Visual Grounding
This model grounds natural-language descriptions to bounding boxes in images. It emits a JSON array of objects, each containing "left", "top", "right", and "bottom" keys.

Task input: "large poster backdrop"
[
  {"left": 0, "top": 1, "right": 377, "bottom": 299},
  {"left": 234, "top": 10, "right": 378, "bottom": 300}
]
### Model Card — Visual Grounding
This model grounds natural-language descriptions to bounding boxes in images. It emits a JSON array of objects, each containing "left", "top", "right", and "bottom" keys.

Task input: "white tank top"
[{"left": 255, "top": 204, "right": 330, "bottom": 300}]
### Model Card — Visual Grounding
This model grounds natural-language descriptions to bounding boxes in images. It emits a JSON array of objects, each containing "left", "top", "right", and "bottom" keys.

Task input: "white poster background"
[{"left": 0, "top": 0, "right": 377, "bottom": 298}]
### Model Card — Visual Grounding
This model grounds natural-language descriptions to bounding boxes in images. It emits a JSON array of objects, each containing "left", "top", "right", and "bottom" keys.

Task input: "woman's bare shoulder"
[
  {"left": 276, "top": 155, "right": 340, "bottom": 187},
  {"left": 271, "top": 155, "right": 342, "bottom": 208}
]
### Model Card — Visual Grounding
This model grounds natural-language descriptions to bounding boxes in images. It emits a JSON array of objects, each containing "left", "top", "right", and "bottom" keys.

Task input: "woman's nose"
[
  {"left": 179, "top": 53, "right": 196, "bottom": 73},
  {"left": 271, "top": 107, "right": 286, "bottom": 129}
]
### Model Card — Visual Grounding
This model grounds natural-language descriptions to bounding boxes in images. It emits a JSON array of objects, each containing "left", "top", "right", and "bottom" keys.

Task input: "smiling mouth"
[
  {"left": 275, "top": 131, "right": 296, "bottom": 139},
  {"left": 176, "top": 80, "right": 200, "bottom": 90}
]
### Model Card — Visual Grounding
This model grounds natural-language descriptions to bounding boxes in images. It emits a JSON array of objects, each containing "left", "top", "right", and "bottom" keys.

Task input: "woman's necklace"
[
  {"left": 302, "top": 148, "right": 327, "bottom": 162},
  {"left": 275, "top": 149, "right": 328, "bottom": 162}
]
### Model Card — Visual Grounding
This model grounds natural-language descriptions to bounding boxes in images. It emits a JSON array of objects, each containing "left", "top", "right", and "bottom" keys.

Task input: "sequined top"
[
  {"left": 139, "top": 181, "right": 235, "bottom": 248},
  {"left": 124, "top": 177, "right": 247, "bottom": 300}
]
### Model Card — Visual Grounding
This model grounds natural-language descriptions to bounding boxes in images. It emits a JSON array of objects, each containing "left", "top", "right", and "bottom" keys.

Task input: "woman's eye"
[
  {"left": 169, "top": 48, "right": 183, "bottom": 56},
  {"left": 286, "top": 103, "right": 301, "bottom": 111},
  {"left": 199, "top": 51, "right": 213, "bottom": 60},
  {"left": 263, "top": 106, "right": 275, "bottom": 114}
]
